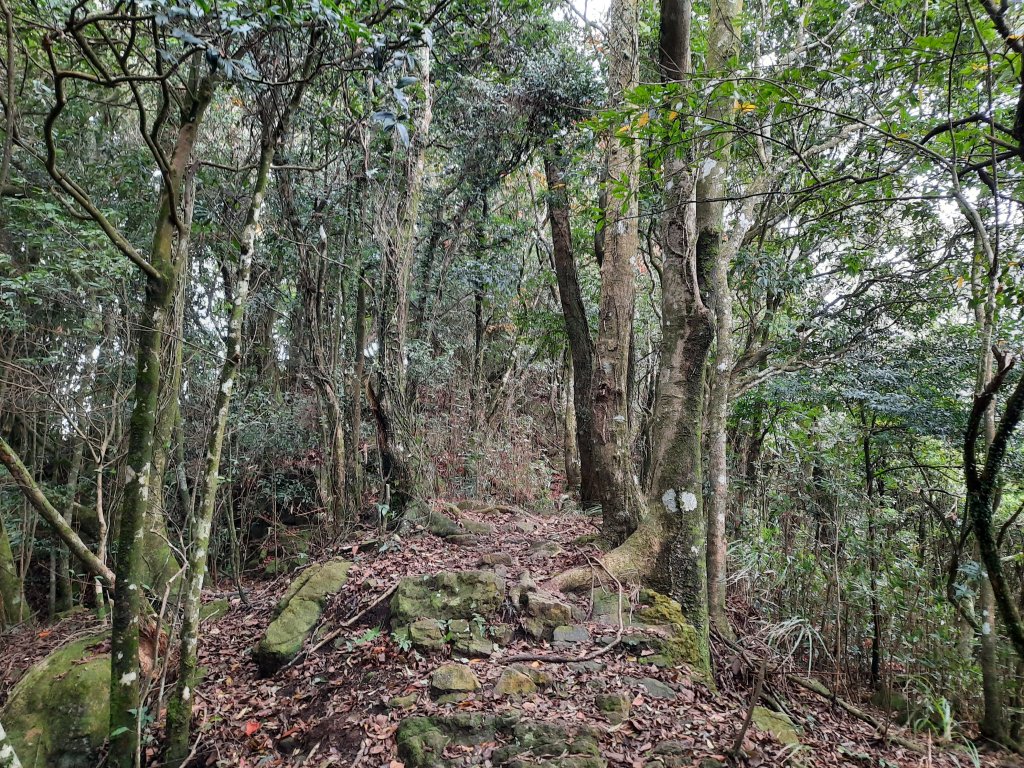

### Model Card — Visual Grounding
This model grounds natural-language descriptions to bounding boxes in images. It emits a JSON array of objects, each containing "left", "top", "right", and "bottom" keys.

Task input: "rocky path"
[{"left": 0, "top": 501, "right": 1013, "bottom": 767}]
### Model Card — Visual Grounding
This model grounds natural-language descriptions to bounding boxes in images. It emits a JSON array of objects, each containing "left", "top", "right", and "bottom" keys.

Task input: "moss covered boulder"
[
  {"left": 397, "top": 713, "right": 519, "bottom": 768},
  {"left": 1, "top": 635, "right": 110, "bottom": 768},
  {"left": 391, "top": 570, "right": 505, "bottom": 627},
  {"left": 635, "top": 590, "right": 704, "bottom": 672},
  {"left": 253, "top": 557, "right": 352, "bottom": 674},
  {"left": 752, "top": 706, "right": 800, "bottom": 745}
]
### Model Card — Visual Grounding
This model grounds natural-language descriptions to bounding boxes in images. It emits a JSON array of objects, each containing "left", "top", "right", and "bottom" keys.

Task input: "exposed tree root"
[{"left": 544, "top": 509, "right": 667, "bottom": 593}]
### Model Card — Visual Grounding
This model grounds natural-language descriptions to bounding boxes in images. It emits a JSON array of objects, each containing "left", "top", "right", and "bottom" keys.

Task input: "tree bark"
[
  {"left": 0, "top": 511, "right": 25, "bottom": 625},
  {"left": 0, "top": 720, "right": 22, "bottom": 768},
  {"left": 372, "top": 42, "right": 432, "bottom": 515},
  {"left": 544, "top": 146, "right": 597, "bottom": 505},
  {"left": 701, "top": 0, "right": 742, "bottom": 636},
  {"left": 591, "top": 0, "right": 643, "bottom": 541},
  {"left": 546, "top": 0, "right": 714, "bottom": 675},
  {"left": 108, "top": 76, "right": 214, "bottom": 768}
]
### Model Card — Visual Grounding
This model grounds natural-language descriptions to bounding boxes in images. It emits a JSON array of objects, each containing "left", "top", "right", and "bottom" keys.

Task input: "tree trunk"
[
  {"left": 562, "top": 353, "right": 581, "bottom": 493},
  {"left": 701, "top": 0, "right": 742, "bottom": 637},
  {"left": 108, "top": 76, "right": 213, "bottom": 768},
  {"left": 0, "top": 512, "right": 25, "bottom": 625},
  {"left": 0, "top": 720, "right": 22, "bottom": 768},
  {"left": 544, "top": 146, "right": 597, "bottom": 505},
  {"left": 591, "top": 0, "right": 643, "bottom": 541},
  {"left": 547, "top": 0, "right": 714, "bottom": 675},
  {"left": 0, "top": 435, "right": 114, "bottom": 586},
  {"left": 372, "top": 42, "right": 432, "bottom": 515}
]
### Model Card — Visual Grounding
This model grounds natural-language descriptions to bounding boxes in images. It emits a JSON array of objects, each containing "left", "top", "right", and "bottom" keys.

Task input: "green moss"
[
  {"left": 636, "top": 590, "right": 703, "bottom": 671},
  {"left": 255, "top": 598, "right": 321, "bottom": 672},
  {"left": 1, "top": 634, "right": 110, "bottom": 768},
  {"left": 752, "top": 706, "right": 800, "bottom": 745},
  {"left": 396, "top": 717, "right": 450, "bottom": 768},
  {"left": 200, "top": 599, "right": 230, "bottom": 623},
  {"left": 390, "top": 570, "right": 504, "bottom": 627}
]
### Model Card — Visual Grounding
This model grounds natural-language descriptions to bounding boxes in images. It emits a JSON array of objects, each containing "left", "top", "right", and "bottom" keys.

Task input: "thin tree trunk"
[
  {"left": 701, "top": 0, "right": 742, "bottom": 636},
  {"left": 562, "top": 352, "right": 581, "bottom": 493},
  {"left": 0, "top": 512, "right": 24, "bottom": 625},
  {"left": 544, "top": 146, "right": 596, "bottom": 505},
  {"left": 0, "top": 435, "right": 114, "bottom": 585}
]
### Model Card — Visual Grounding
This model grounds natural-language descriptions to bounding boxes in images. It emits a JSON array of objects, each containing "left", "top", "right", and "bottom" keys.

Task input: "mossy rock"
[
  {"left": 752, "top": 706, "right": 800, "bottom": 745},
  {"left": 518, "top": 589, "right": 574, "bottom": 640},
  {"left": 200, "top": 598, "right": 231, "bottom": 623},
  {"left": 636, "top": 590, "right": 702, "bottom": 669},
  {"left": 1, "top": 634, "right": 110, "bottom": 768},
  {"left": 391, "top": 570, "right": 505, "bottom": 627},
  {"left": 492, "top": 721, "right": 602, "bottom": 766},
  {"left": 430, "top": 663, "right": 480, "bottom": 695},
  {"left": 408, "top": 619, "right": 446, "bottom": 652},
  {"left": 254, "top": 558, "right": 352, "bottom": 673},
  {"left": 397, "top": 713, "right": 519, "bottom": 768},
  {"left": 595, "top": 692, "right": 631, "bottom": 724},
  {"left": 495, "top": 668, "right": 537, "bottom": 698}
]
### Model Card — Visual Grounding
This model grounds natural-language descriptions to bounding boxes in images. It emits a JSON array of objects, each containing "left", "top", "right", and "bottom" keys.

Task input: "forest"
[{"left": 0, "top": 0, "right": 1023, "bottom": 764}]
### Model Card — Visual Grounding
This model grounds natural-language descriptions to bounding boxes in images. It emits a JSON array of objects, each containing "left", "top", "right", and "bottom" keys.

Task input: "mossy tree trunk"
[
  {"left": 108, "top": 76, "right": 214, "bottom": 768},
  {"left": 0, "top": 511, "right": 25, "bottom": 625},
  {"left": 591, "top": 0, "right": 643, "bottom": 541},
  {"left": 165, "top": 47, "right": 315, "bottom": 763},
  {"left": 0, "top": 720, "right": 21, "bottom": 768},
  {"left": 547, "top": 0, "right": 713, "bottom": 675}
]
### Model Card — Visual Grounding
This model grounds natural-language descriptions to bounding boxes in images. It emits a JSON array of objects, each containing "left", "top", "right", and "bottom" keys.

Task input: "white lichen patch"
[
  {"left": 680, "top": 491, "right": 698, "bottom": 511},
  {"left": 662, "top": 488, "right": 678, "bottom": 514},
  {"left": 119, "top": 671, "right": 138, "bottom": 686}
]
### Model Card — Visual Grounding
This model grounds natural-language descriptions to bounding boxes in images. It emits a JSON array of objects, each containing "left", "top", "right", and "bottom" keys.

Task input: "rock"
[
  {"left": 396, "top": 713, "right": 518, "bottom": 768},
  {"left": 1, "top": 634, "right": 110, "bottom": 768},
  {"left": 253, "top": 558, "right": 352, "bottom": 673},
  {"left": 200, "top": 598, "right": 231, "bottom": 622},
  {"left": 752, "top": 706, "right": 800, "bottom": 745},
  {"left": 591, "top": 588, "right": 629, "bottom": 625},
  {"left": 489, "top": 624, "right": 516, "bottom": 645},
  {"left": 446, "top": 619, "right": 494, "bottom": 657},
  {"left": 553, "top": 625, "right": 591, "bottom": 645},
  {"left": 388, "top": 693, "right": 419, "bottom": 709},
  {"left": 528, "top": 540, "right": 563, "bottom": 558},
  {"left": 452, "top": 635, "right": 495, "bottom": 657},
  {"left": 519, "top": 589, "right": 573, "bottom": 640},
  {"left": 492, "top": 721, "right": 604, "bottom": 768},
  {"left": 430, "top": 663, "right": 480, "bottom": 697},
  {"left": 479, "top": 552, "right": 513, "bottom": 567},
  {"left": 635, "top": 590, "right": 703, "bottom": 670},
  {"left": 391, "top": 570, "right": 505, "bottom": 627},
  {"left": 446, "top": 534, "right": 480, "bottom": 547},
  {"left": 627, "top": 676, "right": 676, "bottom": 700},
  {"left": 568, "top": 660, "right": 605, "bottom": 673},
  {"left": 512, "top": 517, "right": 536, "bottom": 533},
  {"left": 494, "top": 668, "right": 537, "bottom": 697},
  {"left": 409, "top": 619, "right": 446, "bottom": 652},
  {"left": 595, "top": 692, "right": 631, "bottom": 724},
  {"left": 462, "top": 519, "right": 494, "bottom": 535},
  {"left": 645, "top": 740, "right": 691, "bottom": 767}
]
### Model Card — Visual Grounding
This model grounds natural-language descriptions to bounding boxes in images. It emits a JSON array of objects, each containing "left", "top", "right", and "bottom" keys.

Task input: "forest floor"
[{"left": 0, "top": 501, "right": 1018, "bottom": 768}]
